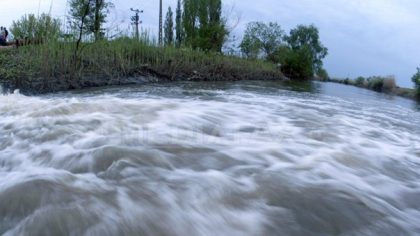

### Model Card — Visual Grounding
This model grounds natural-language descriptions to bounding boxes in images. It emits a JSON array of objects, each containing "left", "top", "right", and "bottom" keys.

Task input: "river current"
[{"left": 0, "top": 81, "right": 419, "bottom": 236}]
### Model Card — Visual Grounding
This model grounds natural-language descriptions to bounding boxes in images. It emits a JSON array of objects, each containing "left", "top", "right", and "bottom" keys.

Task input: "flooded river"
[{"left": 0, "top": 81, "right": 419, "bottom": 236}]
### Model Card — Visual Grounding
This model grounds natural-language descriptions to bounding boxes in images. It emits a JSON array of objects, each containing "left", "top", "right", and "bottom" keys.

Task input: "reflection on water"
[{"left": 0, "top": 81, "right": 419, "bottom": 236}]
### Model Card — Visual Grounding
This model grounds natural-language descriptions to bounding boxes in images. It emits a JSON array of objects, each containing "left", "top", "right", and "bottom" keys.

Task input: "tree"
[
  {"left": 10, "top": 13, "right": 62, "bottom": 40},
  {"left": 93, "top": 0, "right": 113, "bottom": 40},
  {"left": 182, "top": 0, "right": 199, "bottom": 49},
  {"left": 175, "top": 0, "right": 183, "bottom": 47},
  {"left": 68, "top": 0, "right": 113, "bottom": 41},
  {"left": 198, "top": 0, "right": 227, "bottom": 52},
  {"left": 286, "top": 24, "right": 328, "bottom": 75},
  {"left": 239, "top": 34, "right": 260, "bottom": 59},
  {"left": 282, "top": 45, "right": 314, "bottom": 78},
  {"left": 317, "top": 68, "right": 329, "bottom": 81},
  {"left": 164, "top": 7, "right": 174, "bottom": 46},
  {"left": 239, "top": 22, "right": 286, "bottom": 62},
  {"left": 412, "top": 67, "right": 420, "bottom": 96},
  {"left": 182, "top": 0, "right": 228, "bottom": 52},
  {"left": 355, "top": 76, "right": 365, "bottom": 86}
]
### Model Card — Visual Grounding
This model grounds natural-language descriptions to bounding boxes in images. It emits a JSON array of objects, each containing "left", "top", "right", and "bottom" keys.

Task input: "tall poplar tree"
[
  {"left": 164, "top": 7, "right": 174, "bottom": 46},
  {"left": 175, "top": 0, "right": 183, "bottom": 47},
  {"left": 182, "top": 0, "right": 199, "bottom": 49},
  {"left": 182, "top": 0, "right": 227, "bottom": 52}
]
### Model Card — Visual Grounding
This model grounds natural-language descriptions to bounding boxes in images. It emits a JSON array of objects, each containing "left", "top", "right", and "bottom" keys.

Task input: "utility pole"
[
  {"left": 130, "top": 8, "right": 143, "bottom": 41},
  {"left": 159, "top": 0, "right": 163, "bottom": 45}
]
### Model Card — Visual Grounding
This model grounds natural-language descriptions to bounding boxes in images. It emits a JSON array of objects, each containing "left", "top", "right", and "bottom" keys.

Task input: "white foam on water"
[{"left": 0, "top": 83, "right": 420, "bottom": 235}]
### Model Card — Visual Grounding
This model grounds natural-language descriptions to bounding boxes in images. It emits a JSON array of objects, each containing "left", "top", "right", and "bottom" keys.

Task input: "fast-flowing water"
[{"left": 0, "top": 81, "right": 419, "bottom": 236}]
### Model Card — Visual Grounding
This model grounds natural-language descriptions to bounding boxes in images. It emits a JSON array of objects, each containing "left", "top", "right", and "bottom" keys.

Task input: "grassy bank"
[
  {"left": 0, "top": 38, "right": 287, "bottom": 94},
  {"left": 317, "top": 76, "right": 419, "bottom": 101}
]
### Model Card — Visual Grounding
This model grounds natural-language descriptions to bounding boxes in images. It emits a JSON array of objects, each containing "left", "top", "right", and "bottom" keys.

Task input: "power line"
[{"left": 130, "top": 8, "right": 144, "bottom": 41}]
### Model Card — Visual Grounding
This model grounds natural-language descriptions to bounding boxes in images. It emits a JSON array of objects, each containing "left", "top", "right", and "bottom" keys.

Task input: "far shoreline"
[{"left": 312, "top": 77, "right": 419, "bottom": 101}]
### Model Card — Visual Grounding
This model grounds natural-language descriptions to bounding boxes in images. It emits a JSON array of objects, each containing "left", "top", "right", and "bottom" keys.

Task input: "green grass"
[{"left": 0, "top": 38, "right": 286, "bottom": 94}]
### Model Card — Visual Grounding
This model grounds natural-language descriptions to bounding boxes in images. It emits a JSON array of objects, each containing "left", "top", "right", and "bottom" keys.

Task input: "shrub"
[
  {"left": 355, "top": 76, "right": 365, "bottom": 86},
  {"left": 369, "top": 77, "right": 384, "bottom": 91},
  {"left": 328, "top": 78, "right": 341, "bottom": 83},
  {"left": 382, "top": 75, "right": 396, "bottom": 91},
  {"left": 362, "top": 80, "right": 369, "bottom": 87},
  {"left": 317, "top": 68, "right": 329, "bottom": 81},
  {"left": 344, "top": 78, "right": 349, "bottom": 85},
  {"left": 10, "top": 13, "right": 62, "bottom": 41},
  {"left": 412, "top": 68, "right": 420, "bottom": 96},
  {"left": 282, "top": 45, "right": 314, "bottom": 78}
]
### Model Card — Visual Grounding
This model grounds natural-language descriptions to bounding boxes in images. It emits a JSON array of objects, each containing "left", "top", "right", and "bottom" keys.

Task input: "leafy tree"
[
  {"left": 282, "top": 45, "right": 314, "bottom": 78},
  {"left": 93, "top": 0, "right": 113, "bottom": 40},
  {"left": 286, "top": 24, "right": 328, "bottom": 75},
  {"left": 368, "top": 76, "right": 384, "bottom": 91},
  {"left": 355, "top": 76, "right": 365, "bottom": 86},
  {"left": 317, "top": 68, "right": 329, "bottom": 81},
  {"left": 164, "top": 7, "right": 174, "bottom": 46},
  {"left": 182, "top": 0, "right": 199, "bottom": 49},
  {"left": 183, "top": 0, "right": 227, "bottom": 52},
  {"left": 412, "top": 67, "right": 420, "bottom": 96},
  {"left": 68, "top": 0, "right": 113, "bottom": 41},
  {"left": 198, "top": 0, "right": 227, "bottom": 52},
  {"left": 239, "top": 34, "right": 260, "bottom": 59},
  {"left": 175, "top": 0, "right": 183, "bottom": 47},
  {"left": 10, "top": 13, "right": 62, "bottom": 40},
  {"left": 344, "top": 78, "right": 350, "bottom": 85},
  {"left": 239, "top": 22, "right": 286, "bottom": 62}
]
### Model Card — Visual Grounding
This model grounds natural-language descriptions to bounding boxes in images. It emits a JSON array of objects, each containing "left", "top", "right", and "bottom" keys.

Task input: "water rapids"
[{"left": 0, "top": 81, "right": 419, "bottom": 236}]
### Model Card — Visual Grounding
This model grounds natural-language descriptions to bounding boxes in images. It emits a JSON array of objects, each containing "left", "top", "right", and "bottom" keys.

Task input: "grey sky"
[{"left": 2, "top": 0, "right": 419, "bottom": 88}]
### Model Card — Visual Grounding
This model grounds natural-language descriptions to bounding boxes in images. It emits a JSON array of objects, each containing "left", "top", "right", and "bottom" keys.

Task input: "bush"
[
  {"left": 282, "top": 46, "right": 314, "bottom": 78},
  {"left": 382, "top": 75, "right": 396, "bottom": 91},
  {"left": 412, "top": 68, "right": 420, "bottom": 96},
  {"left": 362, "top": 80, "right": 369, "bottom": 87},
  {"left": 355, "top": 76, "right": 365, "bottom": 86},
  {"left": 344, "top": 78, "right": 349, "bottom": 85},
  {"left": 10, "top": 13, "right": 62, "bottom": 40},
  {"left": 317, "top": 68, "right": 329, "bottom": 81},
  {"left": 328, "top": 78, "right": 341, "bottom": 83},
  {"left": 369, "top": 77, "right": 384, "bottom": 91}
]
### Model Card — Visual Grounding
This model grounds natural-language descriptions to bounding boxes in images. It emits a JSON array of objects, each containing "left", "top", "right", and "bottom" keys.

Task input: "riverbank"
[
  {"left": 315, "top": 76, "right": 419, "bottom": 101},
  {"left": 0, "top": 38, "right": 287, "bottom": 95}
]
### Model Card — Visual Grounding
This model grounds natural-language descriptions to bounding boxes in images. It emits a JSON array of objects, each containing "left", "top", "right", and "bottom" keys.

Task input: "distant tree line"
[
  {"left": 340, "top": 75, "right": 396, "bottom": 92},
  {"left": 239, "top": 22, "right": 328, "bottom": 79}
]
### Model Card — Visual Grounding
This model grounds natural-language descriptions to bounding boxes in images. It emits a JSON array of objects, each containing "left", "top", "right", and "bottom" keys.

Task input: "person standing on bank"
[
  {"left": 0, "top": 26, "right": 4, "bottom": 46},
  {"left": 3, "top": 27, "right": 8, "bottom": 44}
]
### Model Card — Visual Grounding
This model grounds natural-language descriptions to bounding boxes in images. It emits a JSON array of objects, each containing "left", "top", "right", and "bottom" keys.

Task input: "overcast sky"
[{"left": 2, "top": 0, "right": 419, "bottom": 88}]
